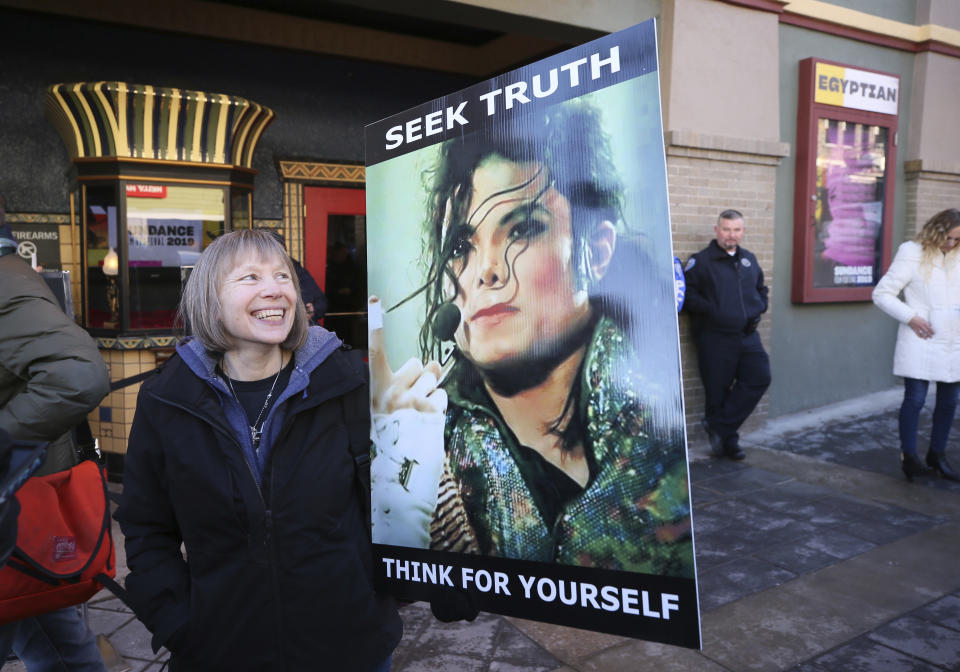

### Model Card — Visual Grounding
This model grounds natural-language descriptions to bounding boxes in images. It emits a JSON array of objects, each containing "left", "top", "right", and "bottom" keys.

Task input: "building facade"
[{"left": 0, "top": 0, "right": 957, "bottom": 458}]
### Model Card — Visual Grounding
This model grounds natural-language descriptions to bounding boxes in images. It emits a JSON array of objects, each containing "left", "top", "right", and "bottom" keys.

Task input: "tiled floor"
[
  {"left": 393, "top": 602, "right": 561, "bottom": 672},
  {"left": 689, "top": 458, "right": 944, "bottom": 612},
  {"left": 789, "top": 591, "right": 960, "bottom": 672}
]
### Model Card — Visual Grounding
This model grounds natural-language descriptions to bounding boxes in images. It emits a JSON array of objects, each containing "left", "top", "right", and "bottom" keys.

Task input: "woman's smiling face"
[
  {"left": 218, "top": 251, "right": 297, "bottom": 352},
  {"left": 446, "top": 155, "right": 592, "bottom": 369}
]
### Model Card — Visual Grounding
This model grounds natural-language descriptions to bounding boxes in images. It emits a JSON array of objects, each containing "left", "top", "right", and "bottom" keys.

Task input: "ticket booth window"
[
  {"left": 126, "top": 185, "right": 225, "bottom": 329},
  {"left": 85, "top": 184, "right": 119, "bottom": 329},
  {"left": 78, "top": 176, "right": 249, "bottom": 334}
]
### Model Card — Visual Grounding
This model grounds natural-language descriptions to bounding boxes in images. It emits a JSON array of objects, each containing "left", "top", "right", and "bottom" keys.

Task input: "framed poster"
[
  {"left": 365, "top": 19, "right": 699, "bottom": 649},
  {"left": 792, "top": 57, "right": 899, "bottom": 303}
]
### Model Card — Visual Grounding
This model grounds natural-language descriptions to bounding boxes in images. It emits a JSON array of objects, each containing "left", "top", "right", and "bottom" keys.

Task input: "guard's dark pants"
[{"left": 697, "top": 330, "right": 771, "bottom": 445}]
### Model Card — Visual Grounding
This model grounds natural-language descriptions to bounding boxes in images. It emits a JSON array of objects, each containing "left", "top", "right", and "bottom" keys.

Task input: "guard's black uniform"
[{"left": 683, "top": 240, "right": 771, "bottom": 451}]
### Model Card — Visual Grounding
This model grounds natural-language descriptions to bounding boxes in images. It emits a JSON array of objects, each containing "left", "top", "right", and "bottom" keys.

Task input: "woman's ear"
[{"left": 587, "top": 220, "right": 617, "bottom": 281}]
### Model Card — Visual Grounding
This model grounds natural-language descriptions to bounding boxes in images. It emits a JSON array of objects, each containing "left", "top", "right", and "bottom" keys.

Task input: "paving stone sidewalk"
[
  {"left": 402, "top": 388, "right": 960, "bottom": 671},
  {"left": 5, "top": 388, "right": 959, "bottom": 671}
]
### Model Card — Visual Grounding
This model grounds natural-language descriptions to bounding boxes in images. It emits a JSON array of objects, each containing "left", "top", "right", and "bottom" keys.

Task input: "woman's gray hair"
[{"left": 178, "top": 229, "right": 309, "bottom": 353}]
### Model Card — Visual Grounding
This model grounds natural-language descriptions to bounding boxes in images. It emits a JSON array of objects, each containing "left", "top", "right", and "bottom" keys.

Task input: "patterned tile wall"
[{"left": 87, "top": 349, "right": 160, "bottom": 454}]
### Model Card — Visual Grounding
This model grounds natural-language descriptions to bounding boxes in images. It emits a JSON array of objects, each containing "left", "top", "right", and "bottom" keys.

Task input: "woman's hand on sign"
[
  {"left": 368, "top": 296, "right": 448, "bottom": 415},
  {"left": 368, "top": 295, "right": 446, "bottom": 549}
]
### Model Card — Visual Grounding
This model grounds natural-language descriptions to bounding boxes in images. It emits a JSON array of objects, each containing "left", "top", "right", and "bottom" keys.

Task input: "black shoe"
[
  {"left": 701, "top": 419, "right": 724, "bottom": 458},
  {"left": 901, "top": 453, "right": 932, "bottom": 482},
  {"left": 724, "top": 441, "right": 746, "bottom": 461},
  {"left": 926, "top": 451, "right": 960, "bottom": 482}
]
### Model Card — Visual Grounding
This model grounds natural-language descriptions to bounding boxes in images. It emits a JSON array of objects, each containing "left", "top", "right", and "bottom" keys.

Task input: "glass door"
[{"left": 304, "top": 186, "right": 367, "bottom": 351}]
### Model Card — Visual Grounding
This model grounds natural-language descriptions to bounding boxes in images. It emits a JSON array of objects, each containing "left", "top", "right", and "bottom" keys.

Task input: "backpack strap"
[
  {"left": 73, "top": 418, "right": 100, "bottom": 463},
  {"left": 69, "top": 363, "right": 166, "bottom": 465},
  {"left": 336, "top": 349, "right": 373, "bottom": 537},
  {"left": 94, "top": 572, "right": 136, "bottom": 612},
  {"left": 109, "top": 364, "right": 165, "bottom": 392},
  {"left": 341, "top": 384, "right": 372, "bottom": 537}
]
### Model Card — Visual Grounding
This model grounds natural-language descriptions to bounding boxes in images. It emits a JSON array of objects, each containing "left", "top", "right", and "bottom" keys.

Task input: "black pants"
[{"left": 697, "top": 330, "right": 771, "bottom": 444}]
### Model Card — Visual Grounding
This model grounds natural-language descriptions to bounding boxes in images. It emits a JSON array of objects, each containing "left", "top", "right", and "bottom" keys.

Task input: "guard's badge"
[
  {"left": 684, "top": 257, "right": 696, "bottom": 271},
  {"left": 741, "top": 258, "right": 752, "bottom": 268}
]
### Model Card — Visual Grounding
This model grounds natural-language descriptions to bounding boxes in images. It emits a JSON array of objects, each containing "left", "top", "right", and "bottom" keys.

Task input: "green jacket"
[
  {"left": 0, "top": 253, "right": 110, "bottom": 475},
  {"left": 442, "top": 316, "right": 694, "bottom": 577}
]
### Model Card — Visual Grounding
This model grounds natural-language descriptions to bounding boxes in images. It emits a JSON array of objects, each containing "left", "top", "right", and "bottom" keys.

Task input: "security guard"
[{"left": 683, "top": 209, "right": 771, "bottom": 460}]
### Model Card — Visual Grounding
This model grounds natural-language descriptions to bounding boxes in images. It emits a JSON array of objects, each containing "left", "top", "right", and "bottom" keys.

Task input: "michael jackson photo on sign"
[{"left": 364, "top": 20, "right": 700, "bottom": 648}]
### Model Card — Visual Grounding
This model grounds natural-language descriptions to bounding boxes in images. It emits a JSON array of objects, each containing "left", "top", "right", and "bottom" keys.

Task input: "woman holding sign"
[
  {"left": 371, "top": 100, "right": 693, "bottom": 577},
  {"left": 118, "top": 230, "right": 400, "bottom": 671}
]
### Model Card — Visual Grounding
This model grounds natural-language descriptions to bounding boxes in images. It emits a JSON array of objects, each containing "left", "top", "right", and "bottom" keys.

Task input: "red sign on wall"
[{"left": 125, "top": 184, "right": 167, "bottom": 198}]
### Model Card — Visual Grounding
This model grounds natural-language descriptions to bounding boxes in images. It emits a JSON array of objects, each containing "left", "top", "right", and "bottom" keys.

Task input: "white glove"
[{"left": 370, "top": 408, "right": 445, "bottom": 548}]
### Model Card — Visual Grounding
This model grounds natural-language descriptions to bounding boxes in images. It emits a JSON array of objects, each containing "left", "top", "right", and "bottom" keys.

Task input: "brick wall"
[
  {"left": 665, "top": 132, "right": 789, "bottom": 452},
  {"left": 904, "top": 161, "right": 960, "bottom": 239}
]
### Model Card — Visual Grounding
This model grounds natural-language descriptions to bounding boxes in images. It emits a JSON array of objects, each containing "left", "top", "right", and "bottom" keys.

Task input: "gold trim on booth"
[
  {"left": 278, "top": 161, "right": 365, "bottom": 184},
  {"left": 283, "top": 181, "right": 305, "bottom": 263},
  {"left": 45, "top": 82, "right": 274, "bottom": 169}
]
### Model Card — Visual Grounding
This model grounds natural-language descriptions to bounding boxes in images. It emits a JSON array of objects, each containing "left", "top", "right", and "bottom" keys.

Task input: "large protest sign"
[{"left": 365, "top": 19, "right": 699, "bottom": 648}]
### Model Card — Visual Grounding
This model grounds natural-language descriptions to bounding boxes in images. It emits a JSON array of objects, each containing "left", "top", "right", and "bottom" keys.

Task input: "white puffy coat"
[{"left": 872, "top": 240, "right": 960, "bottom": 382}]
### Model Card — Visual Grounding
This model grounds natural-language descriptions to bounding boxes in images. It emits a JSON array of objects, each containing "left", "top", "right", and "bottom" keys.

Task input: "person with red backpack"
[{"left": 0, "top": 199, "right": 111, "bottom": 670}]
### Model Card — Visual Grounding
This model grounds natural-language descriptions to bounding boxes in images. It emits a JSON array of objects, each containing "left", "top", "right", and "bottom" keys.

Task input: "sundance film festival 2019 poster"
[{"left": 364, "top": 19, "right": 700, "bottom": 648}]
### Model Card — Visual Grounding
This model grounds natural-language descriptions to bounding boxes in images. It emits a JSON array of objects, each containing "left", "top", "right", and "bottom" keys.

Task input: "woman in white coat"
[{"left": 873, "top": 208, "right": 960, "bottom": 482}]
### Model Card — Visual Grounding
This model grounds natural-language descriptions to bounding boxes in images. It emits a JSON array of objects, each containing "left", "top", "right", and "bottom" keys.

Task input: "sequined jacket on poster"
[{"left": 430, "top": 316, "right": 694, "bottom": 577}]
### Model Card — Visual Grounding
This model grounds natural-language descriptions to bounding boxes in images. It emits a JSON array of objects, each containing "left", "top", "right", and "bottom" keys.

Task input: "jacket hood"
[{"left": 175, "top": 326, "right": 342, "bottom": 382}]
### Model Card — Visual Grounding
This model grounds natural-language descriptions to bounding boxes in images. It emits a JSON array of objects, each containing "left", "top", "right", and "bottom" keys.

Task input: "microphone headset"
[
  {"left": 430, "top": 302, "right": 461, "bottom": 343},
  {"left": 383, "top": 278, "right": 461, "bottom": 367}
]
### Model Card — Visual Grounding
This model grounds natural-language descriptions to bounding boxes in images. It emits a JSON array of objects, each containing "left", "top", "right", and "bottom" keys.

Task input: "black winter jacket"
[
  {"left": 116, "top": 329, "right": 401, "bottom": 671},
  {"left": 682, "top": 240, "right": 768, "bottom": 334}
]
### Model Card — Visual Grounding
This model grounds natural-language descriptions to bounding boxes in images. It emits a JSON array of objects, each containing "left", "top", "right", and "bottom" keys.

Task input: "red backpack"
[{"left": 0, "top": 457, "right": 115, "bottom": 624}]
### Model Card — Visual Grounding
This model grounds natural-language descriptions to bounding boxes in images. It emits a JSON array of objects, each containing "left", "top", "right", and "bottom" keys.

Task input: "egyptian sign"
[
  {"left": 814, "top": 62, "right": 899, "bottom": 116},
  {"left": 364, "top": 19, "right": 699, "bottom": 648}
]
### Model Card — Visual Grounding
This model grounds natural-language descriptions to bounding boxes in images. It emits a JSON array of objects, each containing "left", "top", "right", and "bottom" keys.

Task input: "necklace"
[{"left": 222, "top": 356, "right": 284, "bottom": 449}]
